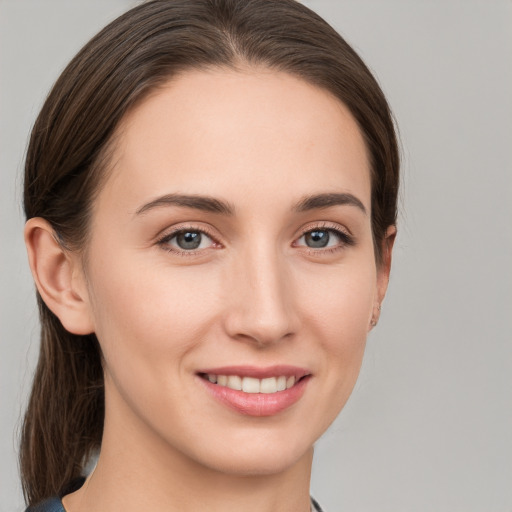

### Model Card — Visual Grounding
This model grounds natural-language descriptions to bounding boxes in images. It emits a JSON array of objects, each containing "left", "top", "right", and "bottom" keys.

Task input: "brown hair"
[{"left": 21, "top": 0, "right": 399, "bottom": 505}]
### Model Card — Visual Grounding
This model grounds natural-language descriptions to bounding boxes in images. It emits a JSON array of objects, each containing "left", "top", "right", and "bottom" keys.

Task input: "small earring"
[{"left": 370, "top": 303, "right": 381, "bottom": 328}]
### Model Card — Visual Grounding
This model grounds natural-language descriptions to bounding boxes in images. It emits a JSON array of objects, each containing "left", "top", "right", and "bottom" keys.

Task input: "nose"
[{"left": 223, "top": 244, "right": 299, "bottom": 346}]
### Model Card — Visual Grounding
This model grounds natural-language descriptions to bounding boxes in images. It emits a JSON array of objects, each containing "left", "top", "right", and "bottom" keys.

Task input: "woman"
[{"left": 21, "top": 0, "right": 399, "bottom": 510}]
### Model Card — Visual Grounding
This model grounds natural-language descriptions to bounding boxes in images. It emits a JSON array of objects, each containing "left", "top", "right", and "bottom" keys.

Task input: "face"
[{"left": 79, "top": 68, "right": 389, "bottom": 476}]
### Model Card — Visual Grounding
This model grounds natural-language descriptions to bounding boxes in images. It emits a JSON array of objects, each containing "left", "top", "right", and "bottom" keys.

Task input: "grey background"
[{"left": 1, "top": 1, "right": 511, "bottom": 510}]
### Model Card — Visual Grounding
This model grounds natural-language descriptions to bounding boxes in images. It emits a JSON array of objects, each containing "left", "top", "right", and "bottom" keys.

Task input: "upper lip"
[{"left": 196, "top": 365, "right": 310, "bottom": 380}]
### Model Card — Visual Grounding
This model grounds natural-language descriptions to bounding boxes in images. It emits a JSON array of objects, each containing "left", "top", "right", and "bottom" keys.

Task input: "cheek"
[
  {"left": 297, "top": 256, "right": 376, "bottom": 342},
  {"left": 84, "top": 254, "right": 226, "bottom": 431},
  {"left": 85, "top": 252, "right": 221, "bottom": 375},
  {"left": 331, "top": 271, "right": 374, "bottom": 360},
  {"left": 295, "top": 257, "right": 376, "bottom": 414}
]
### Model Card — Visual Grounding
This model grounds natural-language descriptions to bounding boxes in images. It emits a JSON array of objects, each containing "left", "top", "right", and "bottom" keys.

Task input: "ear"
[
  {"left": 370, "top": 225, "right": 396, "bottom": 330},
  {"left": 24, "top": 218, "right": 95, "bottom": 335}
]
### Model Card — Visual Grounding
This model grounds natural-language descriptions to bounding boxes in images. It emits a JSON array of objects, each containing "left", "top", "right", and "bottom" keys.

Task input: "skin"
[{"left": 25, "top": 67, "right": 394, "bottom": 512}]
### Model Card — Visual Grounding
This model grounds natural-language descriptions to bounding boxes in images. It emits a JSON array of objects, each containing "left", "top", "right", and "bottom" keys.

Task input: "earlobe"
[{"left": 24, "top": 218, "right": 94, "bottom": 335}]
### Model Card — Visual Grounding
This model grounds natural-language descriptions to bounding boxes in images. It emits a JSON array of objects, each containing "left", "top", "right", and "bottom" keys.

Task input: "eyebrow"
[
  {"left": 135, "top": 191, "right": 366, "bottom": 217},
  {"left": 135, "top": 193, "right": 235, "bottom": 216},
  {"left": 293, "top": 193, "right": 367, "bottom": 215}
]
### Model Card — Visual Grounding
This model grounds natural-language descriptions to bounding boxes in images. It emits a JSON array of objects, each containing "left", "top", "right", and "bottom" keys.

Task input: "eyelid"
[
  {"left": 293, "top": 221, "right": 355, "bottom": 250},
  {"left": 154, "top": 221, "right": 354, "bottom": 256},
  {"left": 155, "top": 223, "right": 222, "bottom": 255},
  {"left": 296, "top": 221, "right": 353, "bottom": 239}
]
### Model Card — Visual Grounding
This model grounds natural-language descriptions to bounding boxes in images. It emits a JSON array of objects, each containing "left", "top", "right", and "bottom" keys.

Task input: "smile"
[
  {"left": 200, "top": 374, "right": 298, "bottom": 394},
  {"left": 197, "top": 366, "right": 311, "bottom": 416}
]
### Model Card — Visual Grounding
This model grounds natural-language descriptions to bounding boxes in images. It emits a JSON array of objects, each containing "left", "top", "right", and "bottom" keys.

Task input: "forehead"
[{"left": 98, "top": 68, "right": 371, "bottom": 214}]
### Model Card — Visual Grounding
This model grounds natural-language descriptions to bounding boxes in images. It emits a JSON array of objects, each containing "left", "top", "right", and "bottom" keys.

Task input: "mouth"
[
  {"left": 198, "top": 373, "right": 305, "bottom": 394},
  {"left": 196, "top": 366, "right": 311, "bottom": 416}
]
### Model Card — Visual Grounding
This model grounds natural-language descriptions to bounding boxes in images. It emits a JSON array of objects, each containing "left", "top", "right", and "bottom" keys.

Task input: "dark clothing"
[
  {"left": 311, "top": 496, "right": 324, "bottom": 511},
  {"left": 25, "top": 498, "right": 64, "bottom": 512}
]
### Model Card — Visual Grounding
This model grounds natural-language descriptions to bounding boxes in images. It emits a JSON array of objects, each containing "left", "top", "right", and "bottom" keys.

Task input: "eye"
[
  {"left": 295, "top": 227, "right": 353, "bottom": 250},
  {"left": 302, "top": 230, "right": 333, "bottom": 248},
  {"left": 158, "top": 228, "right": 216, "bottom": 253}
]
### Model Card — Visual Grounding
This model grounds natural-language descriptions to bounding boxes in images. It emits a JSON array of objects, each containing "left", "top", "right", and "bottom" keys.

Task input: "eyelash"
[
  {"left": 156, "top": 224, "right": 220, "bottom": 257},
  {"left": 156, "top": 223, "right": 354, "bottom": 256},
  {"left": 294, "top": 223, "right": 355, "bottom": 256}
]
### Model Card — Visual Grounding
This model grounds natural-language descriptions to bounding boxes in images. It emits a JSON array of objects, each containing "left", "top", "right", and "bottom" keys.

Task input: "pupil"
[
  {"left": 306, "top": 230, "right": 329, "bottom": 248},
  {"left": 177, "top": 231, "right": 201, "bottom": 250}
]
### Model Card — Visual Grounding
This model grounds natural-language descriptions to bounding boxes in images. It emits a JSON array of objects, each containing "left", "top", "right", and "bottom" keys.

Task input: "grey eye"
[
  {"left": 177, "top": 231, "right": 201, "bottom": 249},
  {"left": 304, "top": 230, "right": 330, "bottom": 248},
  {"left": 172, "top": 230, "right": 209, "bottom": 250},
  {"left": 159, "top": 228, "right": 217, "bottom": 254},
  {"left": 296, "top": 227, "right": 352, "bottom": 250}
]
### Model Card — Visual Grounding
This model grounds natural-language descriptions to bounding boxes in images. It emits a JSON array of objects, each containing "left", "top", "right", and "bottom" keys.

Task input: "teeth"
[
  {"left": 242, "top": 377, "right": 260, "bottom": 393},
  {"left": 227, "top": 375, "right": 242, "bottom": 391},
  {"left": 205, "top": 374, "right": 300, "bottom": 393},
  {"left": 260, "top": 377, "right": 277, "bottom": 394}
]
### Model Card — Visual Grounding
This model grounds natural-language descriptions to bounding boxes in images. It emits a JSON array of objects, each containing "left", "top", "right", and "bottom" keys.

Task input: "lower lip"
[{"left": 198, "top": 376, "right": 310, "bottom": 417}]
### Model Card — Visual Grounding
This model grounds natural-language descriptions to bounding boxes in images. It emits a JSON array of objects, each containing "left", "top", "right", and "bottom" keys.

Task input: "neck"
[{"left": 63, "top": 389, "right": 314, "bottom": 512}]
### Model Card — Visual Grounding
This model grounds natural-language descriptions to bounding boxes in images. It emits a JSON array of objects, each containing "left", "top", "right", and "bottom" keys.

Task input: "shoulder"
[{"left": 25, "top": 497, "right": 65, "bottom": 512}]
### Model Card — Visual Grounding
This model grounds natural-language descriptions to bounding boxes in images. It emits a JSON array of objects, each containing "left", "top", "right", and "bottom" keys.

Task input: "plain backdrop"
[{"left": 1, "top": 1, "right": 511, "bottom": 510}]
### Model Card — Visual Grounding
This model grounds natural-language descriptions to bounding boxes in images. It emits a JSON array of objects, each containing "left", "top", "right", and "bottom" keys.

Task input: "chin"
[
  {"left": 179, "top": 423, "right": 317, "bottom": 477},
  {"left": 200, "top": 447, "right": 312, "bottom": 478}
]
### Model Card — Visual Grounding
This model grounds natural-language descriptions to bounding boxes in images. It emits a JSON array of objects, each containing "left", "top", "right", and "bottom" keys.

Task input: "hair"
[{"left": 21, "top": 0, "right": 399, "bottom": 505}]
